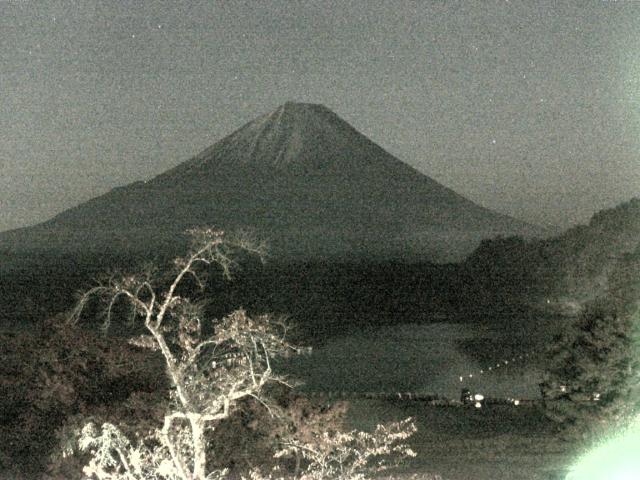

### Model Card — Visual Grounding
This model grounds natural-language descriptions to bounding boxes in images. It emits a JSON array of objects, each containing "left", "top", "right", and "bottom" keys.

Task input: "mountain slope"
[
  {"left": 0, "top": 102, "right": 540, "bottom": 262},
  {"left": 460, "top": 197, "right": 640, "bottom": 318}
]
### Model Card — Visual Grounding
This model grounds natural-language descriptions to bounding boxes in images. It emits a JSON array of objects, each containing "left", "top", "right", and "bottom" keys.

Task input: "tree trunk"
[
  {"left": 190, "top": 416, "right": 207, "bottom": 480},
  {"left": 294, "top": 451, "right": 301, "bottom": 478}
]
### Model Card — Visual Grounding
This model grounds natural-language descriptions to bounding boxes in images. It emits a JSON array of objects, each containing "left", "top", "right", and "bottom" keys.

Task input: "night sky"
[{"left": 1, "top": 0, "right": 638, "bottom": 233}]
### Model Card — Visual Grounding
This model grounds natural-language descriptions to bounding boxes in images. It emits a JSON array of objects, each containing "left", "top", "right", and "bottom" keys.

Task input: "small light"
[
  {"left": 474, "top": 394, "right": 484, "bottom": 401},
  {"left": 513, "top": 400, "right": 520, "bottom": 406},
  {"left": 475, "top": 402, "right": 482, "bottom": 408}
]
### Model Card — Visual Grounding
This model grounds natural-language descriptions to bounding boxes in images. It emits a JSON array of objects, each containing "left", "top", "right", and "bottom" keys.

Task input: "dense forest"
[{"left": 460, "top": 198, "right": 640, "bottom": 318}]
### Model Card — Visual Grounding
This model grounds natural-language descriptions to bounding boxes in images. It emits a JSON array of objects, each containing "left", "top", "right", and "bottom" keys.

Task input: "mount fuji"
[{"left": 0, "top": 102, "right": 541, "bottom": 263}]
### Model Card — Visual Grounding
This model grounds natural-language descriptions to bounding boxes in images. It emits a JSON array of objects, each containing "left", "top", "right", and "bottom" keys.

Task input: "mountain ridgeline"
[{"left": 0, "top": 102, "right": 539, "bottom": 264}]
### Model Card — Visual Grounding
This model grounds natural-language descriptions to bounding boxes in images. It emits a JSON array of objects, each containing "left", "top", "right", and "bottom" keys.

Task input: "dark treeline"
[
  {"left": 0, "top": 250, "right": 459, "bottom": 342},
  {"left": 1, "top": 198, "right": 638, "bottom": 343},
  {"left": 460, "top": 197, "right": 640, "bottom": 319}
]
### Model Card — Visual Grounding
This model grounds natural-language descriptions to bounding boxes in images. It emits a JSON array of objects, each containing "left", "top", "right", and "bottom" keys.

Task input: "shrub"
[{"left": 0, "top": 315, "right": 164, "bottom": 478}]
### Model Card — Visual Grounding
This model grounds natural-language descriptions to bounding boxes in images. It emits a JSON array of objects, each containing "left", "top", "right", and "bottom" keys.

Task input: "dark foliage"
[
  {"left": 0, "top": 316, "right": 167, "bottom": 478},
  {"left": 459, "top": 197, "right": 640, "bottom": 321},
  {"left": 539, "top": 297, "right": 640, "bottom": 438},
  {"left": 202, "top": 386, "right": 349, "bottom": 478},
  {"left": 537, "top": 205, "right": 640, "bottom": 438}
]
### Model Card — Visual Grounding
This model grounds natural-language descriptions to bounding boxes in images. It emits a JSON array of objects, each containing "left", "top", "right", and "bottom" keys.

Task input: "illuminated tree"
[
  {"left": 70, "top": 228, "right": 304, "bottom": 480},
  {"left": 265, "top": 417, "right": 417, "bottom": 480},
  {"left": 69, "top": 228, "right": 418, "bottom": 480}
]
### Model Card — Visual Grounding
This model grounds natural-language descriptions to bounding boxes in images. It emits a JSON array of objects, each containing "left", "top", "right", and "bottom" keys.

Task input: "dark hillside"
[{"left": 457, "top": 197, "right": 640, "bottom": 323}]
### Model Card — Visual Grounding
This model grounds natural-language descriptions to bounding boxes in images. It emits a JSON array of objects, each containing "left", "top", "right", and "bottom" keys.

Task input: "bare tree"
[{"left": 71, "top": 228, "right": 305, "bottom": 480}]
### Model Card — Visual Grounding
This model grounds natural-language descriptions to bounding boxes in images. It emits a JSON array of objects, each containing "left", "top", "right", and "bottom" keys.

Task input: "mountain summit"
[
  {"left": 176, "top": 102, "right": 367, "bottom": 170},
  {"left": 0, "top": 102, "right": 541, "bottom": 262}
]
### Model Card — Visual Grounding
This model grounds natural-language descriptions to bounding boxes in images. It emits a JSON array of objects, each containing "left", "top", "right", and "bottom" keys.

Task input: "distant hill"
[
  {"left": 460, "top": 197, "right": 640, "bottom": 318},
  {"left": 0, "top": 102, "right": 541, "bottom": 264}
]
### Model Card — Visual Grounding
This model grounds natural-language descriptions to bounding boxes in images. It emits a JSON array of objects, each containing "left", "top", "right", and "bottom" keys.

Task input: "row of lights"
[
  {"left": 458, "top": 351, "right": 538, "bottom": 408},
  {"left": 458, "top": 351, "right": 535, "bottom": 383}
]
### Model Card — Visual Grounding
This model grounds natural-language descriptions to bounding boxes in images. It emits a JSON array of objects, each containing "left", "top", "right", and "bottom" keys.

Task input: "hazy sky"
[{"left": 1, "top": 0, "right": 639, "bottom": 232}]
